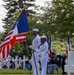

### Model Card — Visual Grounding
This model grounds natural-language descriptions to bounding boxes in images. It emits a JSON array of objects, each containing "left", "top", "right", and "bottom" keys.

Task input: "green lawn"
[
  {"left": 0, "top": 68, "right": 68, "bottom": 75},
  {"left": 0, "top": 74, "right": 66, "bottom": 75},
  {"left": 0, "top": 74, "right": 68, "bottom": 75},
  {"left": 0, "top": 68, "right": 30, "bottom": 74}
]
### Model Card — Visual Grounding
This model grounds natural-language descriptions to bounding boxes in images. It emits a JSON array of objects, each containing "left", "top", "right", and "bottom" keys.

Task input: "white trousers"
[
  {"left": 32, "top": 52, "right": 40, "bottom": 75},
  {"left": 40, "top": 56, "right": 48, "bottom": 75}
]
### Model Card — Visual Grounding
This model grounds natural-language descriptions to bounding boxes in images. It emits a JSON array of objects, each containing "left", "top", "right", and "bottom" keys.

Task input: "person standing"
[
  {"left": 61, "top": 53, "right": 67, "bottom": 74},
  {"left": 39, "top": 36, "right": 49, "bottom": 75},
  {"left": 29, "top": 28, "right": 40, "bottom": 75}
]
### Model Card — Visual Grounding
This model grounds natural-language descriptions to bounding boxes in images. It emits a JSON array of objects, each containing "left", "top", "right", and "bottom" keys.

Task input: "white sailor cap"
[
  {"left": 41, "top": 35, "right": 47, "bottom": 39},
  {"left": 33, "top": 28, "right": 39, "bottom": 32}
]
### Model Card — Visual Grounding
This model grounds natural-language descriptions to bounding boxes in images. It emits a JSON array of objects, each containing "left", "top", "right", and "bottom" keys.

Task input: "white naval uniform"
[
  {"left": 30, "top": 34, "right": 40, "bottom": 75},
  {"left": 39, "top": 41, "right": 49, "bottom": 75}
]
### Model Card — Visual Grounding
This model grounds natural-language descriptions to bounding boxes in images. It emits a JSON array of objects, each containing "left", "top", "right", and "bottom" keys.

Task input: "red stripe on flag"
[
  {"left": 7, "top": 31, "right": 13, "bottom": 36},
  {"left": 66, "top": 45, "right": 68, "bottom": 58},
  {"left": 49, "top": 49, "right": 52, "bottom": 58},
  {"left": 17, "top": 33, "right": 26, "bottom": 36},
  {"left": 0, "top": 31, "right": 13, "bottom": 48},
  {"left": 7, "top": 44, "right": 10, "bottom": 57},
  {"left": 0, "top": 42, "right": 9, "bottom": 48},
  {"left": 10, "top": 36, "right": 16, "bottom": 47},
  {"left": 16, "top": 38, "right": 26, "bottom": 42},
  {"left": 66, "top": 47, "right": 68, "bottom": 58},
  {"left": 2, "top": 47, "right": 5, "bottom": 58},
  {"left": 4, "top": 37, "right": 11, "bottom": 41},
  {"left": 16, "top": 33, "right": 26, "bottom": 43},
  {"left": 0, "top": 44, "right": 11, "bottom": 59}
]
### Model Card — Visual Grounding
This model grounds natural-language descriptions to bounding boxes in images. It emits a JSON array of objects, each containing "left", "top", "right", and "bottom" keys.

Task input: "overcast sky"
[
  {"left": 0, "top": 0, "right": 7, "bottom": 32},
  {"left": 0, "top": 0, "right": 51, "bottom": 32}
]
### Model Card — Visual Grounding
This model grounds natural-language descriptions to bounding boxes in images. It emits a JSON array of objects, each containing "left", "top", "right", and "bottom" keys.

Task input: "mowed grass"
[
  {"left": 0, "top": 68, "right": 31, "bottom": 74},
  {"left": 0, "top": 74, "right": 31, "bottom": 75},
  {"left": 0, "top": 68, "right": 71, "bottom": 75}
]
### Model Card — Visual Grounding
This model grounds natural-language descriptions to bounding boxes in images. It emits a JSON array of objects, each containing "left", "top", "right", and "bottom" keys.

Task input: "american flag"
[
  {"left": 0, "top": 28, "right": 26, "bottom": 59},
  {"left": 16, "top": 33, "right": 26, "bottom": 43},
  {"left": 0, "top": 44, "right": 11, "bottom": 59},
  {"left": 0, "top": 9, "right": 29, "bottom": 59},
  {"left": 0, "top": 30, "right": 12, "bottom": 59},
  {"left": 66, "top": 35, "right": 70, "bottom": 58}
]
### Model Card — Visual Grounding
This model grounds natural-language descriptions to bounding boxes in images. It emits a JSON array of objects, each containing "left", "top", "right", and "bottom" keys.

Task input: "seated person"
[
  {"left": 10, "top": 60, "right": 15, "bottom": 68},
  {"left": 47, "top": 52, "right": 61, "bottom": 74},
  {"left": 25, "top": 60, "right": 31, "bottom": 70},
  {"left": 56, "top": 54, "right": 62, "bottom": 67}
]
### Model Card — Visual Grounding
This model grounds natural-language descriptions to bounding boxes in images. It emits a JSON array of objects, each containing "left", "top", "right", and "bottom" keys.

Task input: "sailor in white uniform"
[
  {"left": 39, "top": 36, "right": 49, "bottom": 75},
  {"left": 29, "top": 28, "right": 40, "bottom": 75}
]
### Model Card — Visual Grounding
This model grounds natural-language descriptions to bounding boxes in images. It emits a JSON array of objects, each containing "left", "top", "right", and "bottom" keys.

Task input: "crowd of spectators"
[
  {"left": 47, "top": 52, "right": 67, "bottom": 74},
  {"left": 0, "top": 49, "right": 67, "bottom": 75}
]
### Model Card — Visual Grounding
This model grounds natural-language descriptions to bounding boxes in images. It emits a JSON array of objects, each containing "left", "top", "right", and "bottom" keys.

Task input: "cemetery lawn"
[
  {"left": 0, "top": 68, "right": 68, "bottom": 75},
  {"left": 0, "top": 68, "right": 30, "bottom": 74}
]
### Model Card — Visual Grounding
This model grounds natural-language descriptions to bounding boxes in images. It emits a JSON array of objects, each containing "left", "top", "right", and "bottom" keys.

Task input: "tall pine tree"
[{"left": 3, "top": 0, "right": 36, "bottom": 27}]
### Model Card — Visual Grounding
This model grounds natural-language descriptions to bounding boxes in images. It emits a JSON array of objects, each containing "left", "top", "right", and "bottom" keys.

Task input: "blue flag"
[
  {"left": 12, "top": 9, "right": 29, "bottom": 33},
  {"left": 66, "top": 35, "right": 70, "bottom": 58},
  {"left": 10, "top": 9, "right": 29, "bottom": 45}
]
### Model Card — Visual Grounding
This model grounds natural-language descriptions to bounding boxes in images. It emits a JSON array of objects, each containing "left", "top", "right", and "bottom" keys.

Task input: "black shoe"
[{"left": 62, "top": 72, "right": 67, "bottom": 74}]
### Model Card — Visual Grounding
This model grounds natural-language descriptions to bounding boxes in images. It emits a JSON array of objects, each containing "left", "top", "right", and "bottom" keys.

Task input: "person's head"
[
  {"left": 40, "top": 36, "right": 47, "bottom": 44},
  {"left": 52, "top": 52, "right": 56, "bottom": 57},
  {"left": 32, "top": 28, "right": 39, "bottom": 35}
]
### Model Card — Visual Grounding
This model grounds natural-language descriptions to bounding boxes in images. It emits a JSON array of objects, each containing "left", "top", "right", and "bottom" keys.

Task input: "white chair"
[{"left": 65, "top": 51, "right": 74, "bottom": 75}]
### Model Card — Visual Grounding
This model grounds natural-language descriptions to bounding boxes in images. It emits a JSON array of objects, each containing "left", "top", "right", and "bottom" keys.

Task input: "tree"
[
  {"left": 3, "top": 0, "right": 36, "bottom": 27},
  {"left": 39, "top": 0, "right": 74, "bottom": 38},
  {"left": 51, "top": 0, "right": 74, "bottom": 37}
]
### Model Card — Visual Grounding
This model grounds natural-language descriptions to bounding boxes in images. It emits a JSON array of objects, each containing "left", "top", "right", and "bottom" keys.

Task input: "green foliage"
[
  {"left": 11, "top": 43, "right": 24, "bottom": 52},
  {"left": 52, "top": 40, "right": 66, "bottom": 54},
  {"left": 38, "top": 0, "right": 74, "bottom": 38},
  {"left": 0, "top": 32, "right": 3, "bottom": 44},
  {"left": 51, "top": 37, "right": 74, "bottom": 54}
]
